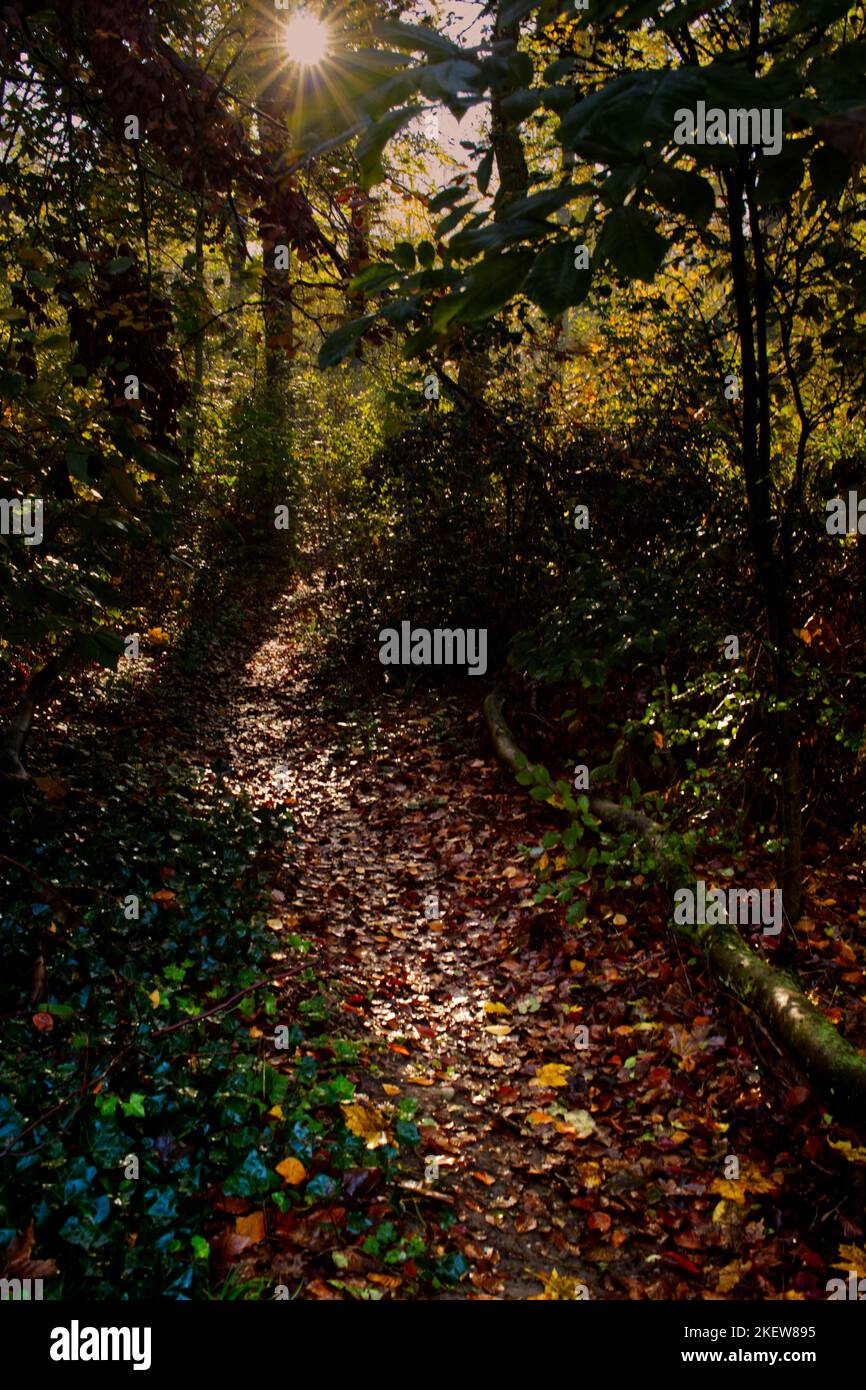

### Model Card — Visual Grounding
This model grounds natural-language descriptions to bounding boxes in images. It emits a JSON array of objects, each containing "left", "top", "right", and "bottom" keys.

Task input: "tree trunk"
[
  {"left": 0, "top": 653, "right": 70, "bottom": 787},
  {"left": 725, "top": 158, "right": 802, "bottom": 924}
]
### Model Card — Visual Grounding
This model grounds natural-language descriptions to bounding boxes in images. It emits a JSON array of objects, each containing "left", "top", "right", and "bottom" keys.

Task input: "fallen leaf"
[
  {"left": 531, "top": 1063, "right": 569, "bottom": 1088},
  {"left": 341, "top": 1102, "right": 391, "bottom": 1147},
  {"left": 275, "top": 1157, "right": 306, "bottom": 1185},
  {"left": 235, "top": 1212, "right": 265, "bottom": 1243},
  {"left": 34, "top": 775, "right": 70, "bottom": 802},
  {"left": 829, "top": 1140, "right": 866, "bottom": 1164}
]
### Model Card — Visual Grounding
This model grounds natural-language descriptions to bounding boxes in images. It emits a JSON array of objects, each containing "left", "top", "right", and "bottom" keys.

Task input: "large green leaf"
[
  {"left": 648, "top": 166, "right": 716, "bottom": 227},
  {"left": 318, "top": 313, "right": 377, "bottom": 369},
  {"left": 523, "top": 241, "right": 591, "bottom": 318},
  {"left": 595, "top": 206, "right": 669, "bottom": 282},
  {"left": 454, "top": 249, "right": 535, "bottom": 322}
]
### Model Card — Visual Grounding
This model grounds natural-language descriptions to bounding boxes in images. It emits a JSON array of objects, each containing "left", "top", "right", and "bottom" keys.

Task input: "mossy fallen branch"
[{"left": 483, "top": 687, "right": 866, "bottom": 1119}]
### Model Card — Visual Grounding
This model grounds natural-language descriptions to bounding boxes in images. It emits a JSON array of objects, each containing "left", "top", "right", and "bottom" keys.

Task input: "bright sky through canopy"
[{"left": 282, "top": 11, "right": 330, "bottom": 67}]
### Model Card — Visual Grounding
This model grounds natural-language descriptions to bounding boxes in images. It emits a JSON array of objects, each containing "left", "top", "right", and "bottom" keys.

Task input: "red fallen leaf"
[
  {"left": 662, "top": 1251, "right": 701, "bottom": 1275},
  {"left": 32, "top": 1012, "right": 53, "bottom": 1031},
  {"left": 346, "top": 993, "right": 366, "bottom": 1005},
  {"left": 403, "top": 1259, "right": 418, "bottom": 1279},
  {"left": 212, "top": 1195, "right": 252, "bottom": 1215},
  {"left": 802, "top": 1134, "right": 823, "bottom": 1160},
  {"left": 494, "top": 1085, "right": 520, "bottom": 1102},
  {"left": 798, "top": 1246, "right": 825, "bottom": 1273},
  {"left": 587, "top": 1211, "right": 611, "bottom": 1234},
  {"left": 784, "top": 1085, "right": 811, "bottom": 1108}
]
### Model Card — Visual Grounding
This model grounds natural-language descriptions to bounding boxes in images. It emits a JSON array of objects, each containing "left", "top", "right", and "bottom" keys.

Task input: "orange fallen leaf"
[
  {"left": 275, "top": 1157, "right": 306, "bottom": 1185},
  {"left": 32, "top": 1012, "right": 53, "bottom": 1032},
  {"left": 151, "top": 889, "right": 176, "bottom": 906},
  {"left": 527, "top": 1110, "right": 554, "bottom": 1126},
  {"left": 471, "top": 1171, "right": 496, "bottom": 1186},
  {"left": 235, "top": 1212, "right": 265, "bottom": 1243}
]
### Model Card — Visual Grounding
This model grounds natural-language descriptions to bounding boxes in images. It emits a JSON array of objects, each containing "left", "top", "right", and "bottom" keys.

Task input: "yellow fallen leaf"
[
  {"left": 531, "top": 1063, "right": 570, "bottom": 1088},
  {"left": 275, "top": 1157, "right": 306, "bottom": 1184},
  {"left": 834, "top": 1243, "right": 866, "bottom": 1278},
  {"left": 268, "top": 1105, "right": 284, "bottom": 1120},
  {"left": 530, "top": 1268, "right": 587, "bottom": 1300},
  {"left": 381, "top": 1084, "right": 400, "bottom": 1097},
  {"left": 709, "top": 1161, "right": 779, "bottom": 1204},
  {"left": 483, "top": 1001, "right": 509, "bottom": 1015},
  {"left": 612, "top": 914, "right": 628, "bottom": 927},
  {"left": 148, "top": 627, "right": 170, "bottom": 645},
  {"left": 715, "top": 1261, "right": 749, "bottom": 1294},
  {"left": 248, "top": 1026, "right": 263, "bottom": 1038},
  {"left": 148, "top": 990, "right": 160, "bottom": 1008},
  {"left": 485, "top": 1025, "right": 512, "bottom": 1037},
  {"left": 829, "top": 1140, "right": 866, "bottom": 1163},
  {"left": 341, "top": 1102, "right": 391, "bottom": 1147},
  {"left": 569, "top": 960, "right": 586, "bottom": 973},
  {"left": 527, "top": 1110, "right": 554, "bottom": 1126}
]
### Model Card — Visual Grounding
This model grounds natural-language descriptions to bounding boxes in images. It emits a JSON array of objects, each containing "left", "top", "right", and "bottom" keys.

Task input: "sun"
[{"left": 282, "top": 11, "right": 330, "bottom": 67}]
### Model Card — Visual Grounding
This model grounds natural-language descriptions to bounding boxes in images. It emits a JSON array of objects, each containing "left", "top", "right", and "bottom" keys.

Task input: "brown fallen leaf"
[{"left": 34, "top": 775, "right": 70, "bottom": 802}]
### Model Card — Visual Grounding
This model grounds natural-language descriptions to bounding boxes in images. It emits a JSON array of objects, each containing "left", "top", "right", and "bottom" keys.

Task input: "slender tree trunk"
[{"left": 725, "top": 159, "right": 802, "bottom": 924}]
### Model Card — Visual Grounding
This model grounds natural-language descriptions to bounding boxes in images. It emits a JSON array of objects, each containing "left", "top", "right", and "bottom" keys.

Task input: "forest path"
[
  {"left": 184, "top": 574, "right": 856, "bottom": 1301},
  {"left": 219, "top": 581, "right": 606, "bottom": 1298}
]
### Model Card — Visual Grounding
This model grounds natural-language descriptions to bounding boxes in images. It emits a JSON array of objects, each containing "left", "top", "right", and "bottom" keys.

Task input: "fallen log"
[{"left": 483, "top": 687, "right": 866, "bottom": 1118}]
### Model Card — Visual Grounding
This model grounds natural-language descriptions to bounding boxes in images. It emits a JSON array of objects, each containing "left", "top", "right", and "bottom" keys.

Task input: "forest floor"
[{"left": 47, "top": 564, "right": 866, "bottom": 1301}]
